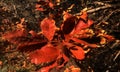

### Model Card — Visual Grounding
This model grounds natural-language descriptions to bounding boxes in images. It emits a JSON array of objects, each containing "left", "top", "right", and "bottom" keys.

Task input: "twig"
[
  {"left": 97, "top": 10, "right": 114, "bottom": 25},
  {"left": 2, "top": 50, "right": 17, "bottom": 53},
  {"left": 113, "top": 51, "right": 120, "bottom": 61},
  {"left": 110, "top": 40, "right": 120, "bottom": 49},
  {"left": 74, "top": 5, "right": 112, "bottom": 16},
  {"left": 93, "top": 1, "right": 110, "bottom": 6},
  {"left": 87, "top": 5, "right": 111, "bottom": 13},
  {"left": 97, "top": 9, "right": 120, "bottom": 26},
  {"left": 110, "top": 40, "right": 120, "bottom": 61},
  {"left": 13, "top": 4, "right": 17, "bottom": 17},
  {"left": 74, "top": 3, "right": 120, "bottom": 16}
]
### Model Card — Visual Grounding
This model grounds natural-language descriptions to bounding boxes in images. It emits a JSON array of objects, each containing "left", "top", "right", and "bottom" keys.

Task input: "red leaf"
[
  {"left": 2, "top": 29, "right": 27, "bottom": 44},
  {"left": 61, "top": 16, "right": 78, "bottom": 34},
  {"left": 70, "top": 11, "right": 93, "bottom": 34},
  {"left": 49, "top": 2, "right": 54, "bottom": 9},
  {"left": 80, "top": 11, "right": 87, "bottom": 21},
  {"left": 40, "top": 18, "right": 56, "bottom": 41},
  {"left": 73, "top": 19, "right": 93, "bottom": 34},
  {"left": 78, "top": 19, "right": 93, "bottom": 29},
  {"left": 71, "top": 38, "right": 98, "bottom": 48},
  {"left": 17, "top": 40, "right": 47, "bottom": 52},
  {"left": 29, "top": 44, "right": 60, "bottom": 64},
  {"left": 70, "top": 46, "right": 85, "bottom": 60},
  {"left": 29, "top": 30, "right": 38, "bottom": 38},
  {"left": 61, "top": 12, "right": 78, "bottom": 34},
  {"left": 63, "top": 11, "right": 72, "bottom": 21},
  {"left": 35, "top": 4, "right": 44, "bottom": 11},
  {"left": 62, "top": 41, "right": 85, "bottom": 60},
  {"left": 101, "top": 34, "right": 115, "bottom": 41}
]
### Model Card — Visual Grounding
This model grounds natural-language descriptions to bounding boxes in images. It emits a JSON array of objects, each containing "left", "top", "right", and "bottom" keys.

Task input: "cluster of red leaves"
[{"left": 2, "top": 10, "right": 115, "bottom": 72}]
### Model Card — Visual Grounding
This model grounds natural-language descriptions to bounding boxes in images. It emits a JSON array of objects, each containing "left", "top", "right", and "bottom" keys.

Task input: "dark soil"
[{"left": 0, "top": 0, "right": 120, "bottom": 72}]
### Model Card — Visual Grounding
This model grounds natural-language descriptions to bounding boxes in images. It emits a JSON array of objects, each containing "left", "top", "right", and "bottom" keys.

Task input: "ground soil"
[{"left": 0, "top": 0, "right": 120, "bottom": 72}]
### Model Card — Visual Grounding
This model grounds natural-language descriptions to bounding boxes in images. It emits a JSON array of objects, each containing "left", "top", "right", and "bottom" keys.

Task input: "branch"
[
  {"left": 87, "top": 5, "right": 111, "bottom": 13},
  {"left": 74, "top": 3, "right": 120, "bottom": 15}
]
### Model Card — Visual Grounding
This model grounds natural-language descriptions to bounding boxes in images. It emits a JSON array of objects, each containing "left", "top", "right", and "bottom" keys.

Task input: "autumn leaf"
[
  {"left": 70, "top": 46, "right": 85, "bottom": 60},
  {"left": 80, "top": 11, "right": 87, "bottom": 21},
  {"left": 63, "top": 41, "right": 85, "bottom": 60},
  {"left": 35, "top": 1, "right": 46, "bottom": 11},
  {"left": 2, "top": 29, "right": 27, "bottom": 44},
  {"left": 101, "top": 34, "right": 115, "bottom": 41},
  {"left": 71, "top": 38, "right": 98, "bottom": 48},
  {"left": 76, "top": 11, "right": 93, "bottom": 31},
  {"left": 73, "top": 19, "right": 93, "bottom": 34},
  {"left": 17, "top": 40, "right": 47, "bottom": 52},
  {"left": 67, "top": 11, "right": 93, "bottom": 35},
  {"left": 29, "top": 44, "right": 60, "bottom": 64},
  {"left": 40, "top": 18, "right": 56, "bottom": 41},
  {"left": 63, "top": 11, "right": 72, "bottom": 21},
  {"left": 61, "top": 16, "right": 78, "bottom": 34},
  {"left": 36, "top": 7, "right": 44, "bottom": 11},
  {"left": 48, "top": 2, "right": 54, "bottom": 9},
  {"left": 78, "top": 19, "right": 93, "bottom": 29},
  {"left": 29, "top": 30, "right": 38, "bottom": 38}
]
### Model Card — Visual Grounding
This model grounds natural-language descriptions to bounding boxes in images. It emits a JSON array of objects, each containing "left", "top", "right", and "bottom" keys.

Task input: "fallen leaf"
[
  {"left": 40, "top": 18, "right": 56, "bottom": 41},
  {"left": 29, "top": 44, "right": 60, "bottom": 64},
  {"left": 70, "top": 46, "right": 85, "bottom": 60},
  {"left": 62, "top": 16, "right": 78, "bottom": 34},
  {"left": 2, "top": 29, "right": 27, "bottom": 44}
]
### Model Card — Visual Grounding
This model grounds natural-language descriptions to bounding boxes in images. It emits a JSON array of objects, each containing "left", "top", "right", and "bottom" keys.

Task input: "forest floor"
[{"left": 0, "top": 0, "right": 120, "bottom": 72}]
